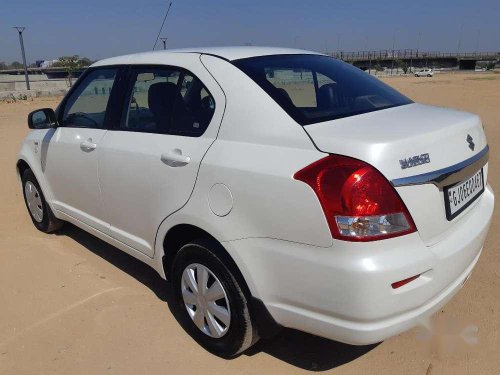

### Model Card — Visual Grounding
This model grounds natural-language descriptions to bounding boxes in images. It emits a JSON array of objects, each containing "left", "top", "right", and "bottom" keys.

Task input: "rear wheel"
[
  {"left": 172, "top": 239, "right": 257, "bottom": 357},
  {"left": 21, "top": 168, "right": 63, "bottom": 233}
]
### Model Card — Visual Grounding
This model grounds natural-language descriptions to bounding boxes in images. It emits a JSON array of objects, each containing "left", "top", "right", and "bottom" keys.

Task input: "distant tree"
[
  {"left": 0, "top": 61, "right": 7, "bottom": 70},
  {"left": 486, "top": 61, "right": 496, "bottom": 70},
  {"left": 79, "top": 57, "right": 93, "bottom": 66},
  {"left": 475, "top": 61, "right": 497, "bottom": 70},
  {"left": 394, "top": 59, "right": 409, "bottom": 74},
  {"left": 9, "top": 61, "right": 23, "bottom": 69},
  {"left": 393, "top": 59, "right": 407, "bottom": 74},
  {"left": 54, "top": 55, "right": 86, "bottom": 86},
  {"left": 373, "top": 59, "right": 383, "bottom": 74}
]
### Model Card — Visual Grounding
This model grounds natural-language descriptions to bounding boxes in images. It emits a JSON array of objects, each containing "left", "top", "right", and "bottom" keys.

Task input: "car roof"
[{"left": 92, "top": 46, "right": 323, "bottom": 67}]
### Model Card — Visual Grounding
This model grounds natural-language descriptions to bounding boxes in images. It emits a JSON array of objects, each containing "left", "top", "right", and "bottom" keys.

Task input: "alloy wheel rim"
[
  {"left": 181, "top": 263, "right": 231, "bottom": 338},
  {"left": 24, "top": 181, "right": 43, "bottom": 223}
]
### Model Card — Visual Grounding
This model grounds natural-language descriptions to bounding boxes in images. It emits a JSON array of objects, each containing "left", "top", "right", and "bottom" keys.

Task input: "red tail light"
[{"left": 294, "top": 155, "right": 416, "bottom": 242}]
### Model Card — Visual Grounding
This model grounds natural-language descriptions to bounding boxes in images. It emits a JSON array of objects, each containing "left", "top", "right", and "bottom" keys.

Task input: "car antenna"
[{"left": 153, "top": 1, "right": 173, "bottom": 50}]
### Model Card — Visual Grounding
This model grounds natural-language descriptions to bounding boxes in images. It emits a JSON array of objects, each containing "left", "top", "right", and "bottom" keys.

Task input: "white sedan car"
[
  {"left": 18, "top": 47, "right": 493, "bottom": 357},
  {"left": 415, "top": 68, "right": 434, "bottom": 77}
]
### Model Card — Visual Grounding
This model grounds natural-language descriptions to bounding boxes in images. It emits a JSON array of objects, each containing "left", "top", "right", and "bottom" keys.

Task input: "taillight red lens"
[
  {"left": 391, "top": 274, "right": 420, "bottom": 289},
  {"left": 294, "top": 155, "right": 416, "bottom": 241}
]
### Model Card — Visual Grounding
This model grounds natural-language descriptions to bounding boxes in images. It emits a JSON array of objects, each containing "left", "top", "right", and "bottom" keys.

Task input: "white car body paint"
[
  {"left": 17, "top": 47, "right": 494, "bottom": 345},
  {"left": 415, "top": 69, "right": 434, "bottom": 77}
]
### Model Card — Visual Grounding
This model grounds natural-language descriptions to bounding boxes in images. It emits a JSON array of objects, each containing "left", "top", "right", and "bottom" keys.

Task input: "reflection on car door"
[
  {"left": 99, "top": 66, "right": 218, "bottom": 256},
  {"left": 43, "top": 68, "right": 119, "bottom": 232}
]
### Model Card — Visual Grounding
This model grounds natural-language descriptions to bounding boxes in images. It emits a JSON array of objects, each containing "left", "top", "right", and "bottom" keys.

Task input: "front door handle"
[
  {"left": 80, "top": 139, "right": 97, "bottom": 152},
  {"left": 161, "top": 149, "right": 191, "bottom": 167}
]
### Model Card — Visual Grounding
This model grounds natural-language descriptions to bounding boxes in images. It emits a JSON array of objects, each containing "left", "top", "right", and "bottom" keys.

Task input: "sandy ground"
[{"left": 1, "top": 72, "right": 499, "bottom": 374}]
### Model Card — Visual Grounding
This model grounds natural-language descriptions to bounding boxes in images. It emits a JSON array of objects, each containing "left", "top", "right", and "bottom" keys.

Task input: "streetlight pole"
[
  {"left": 416, "top": 31, "right": 422, "bottom": 69},
  {"left": 456, "top": 20, "right": 464, "bottom": 69},
  {"left": 13, "top": 26, "right": 30, "bottom": 90},
  {"left": 410, "top": 48, "right": 413, "bottom": 73},
  {"left": 160, "top": 37, "right": 168, "bottom": 50},
  {"left": 391, "top": 31, "right": 396, "bottom": 75}
]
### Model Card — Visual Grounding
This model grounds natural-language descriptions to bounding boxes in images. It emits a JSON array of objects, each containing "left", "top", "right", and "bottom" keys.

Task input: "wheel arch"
[
  {"left": 16, "top": 158, "right": 31, "bottom": 183},
  {"left": 161, "top": 223, "right": 252, "bottom": 298},
  {"left": 16, "top": 156, "right": 58, "bottom": 218},
  {"left": 161, "top": 222, "right": 282, "bottom": 338}
]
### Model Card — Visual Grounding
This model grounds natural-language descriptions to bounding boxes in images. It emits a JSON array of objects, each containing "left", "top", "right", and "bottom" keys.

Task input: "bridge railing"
[{"left": 330, "top": 50, "right": 500, "bottom": 61}]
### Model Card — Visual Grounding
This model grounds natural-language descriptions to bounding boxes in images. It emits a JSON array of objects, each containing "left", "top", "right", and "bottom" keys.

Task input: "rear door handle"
[
  {"left": 161, "top": 149, "right": 190, "bottom": 167},
  {"left": 80, "top": 139, "right": 97, "bottom": 152}
]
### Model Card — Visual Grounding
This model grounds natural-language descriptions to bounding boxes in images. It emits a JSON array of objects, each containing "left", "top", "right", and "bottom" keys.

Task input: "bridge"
[
  {"left": 1, "top": 50, "right": 499, "bottom": 77},
  {"left": 329, "top": 50, "right": 500, "bottom": 70}
]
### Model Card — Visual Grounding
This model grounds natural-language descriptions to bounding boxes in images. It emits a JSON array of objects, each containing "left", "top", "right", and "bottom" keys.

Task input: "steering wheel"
[
  {"left": 66, "top": 112, "right": 99, "bottom": 127},
  {"left": 131, "top": 96, "right": 140, "bottom": 112}
]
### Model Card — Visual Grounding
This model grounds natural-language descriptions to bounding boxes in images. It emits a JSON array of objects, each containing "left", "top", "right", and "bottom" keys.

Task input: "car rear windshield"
[{"left": 233, "top": 54, "right": 413, "bottom": 125}]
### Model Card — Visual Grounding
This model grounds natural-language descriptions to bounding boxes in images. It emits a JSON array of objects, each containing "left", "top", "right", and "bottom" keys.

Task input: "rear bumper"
[{"left": 225, "top": 185, "right": 494, "bottom": 344}]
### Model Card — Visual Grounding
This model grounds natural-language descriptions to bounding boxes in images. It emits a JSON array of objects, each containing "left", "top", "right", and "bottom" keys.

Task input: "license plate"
[{"left": 444, "top": 169, "right": 484, "bottom": 220}]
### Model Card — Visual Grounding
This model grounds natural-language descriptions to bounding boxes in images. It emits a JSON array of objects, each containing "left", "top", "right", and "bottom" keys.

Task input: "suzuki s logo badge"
[
  {"left": 399, "top": 153, "right": 430, "bottom": 170},
  {"left": 467, "top": 134, "right": 475, "bottom": 151}
]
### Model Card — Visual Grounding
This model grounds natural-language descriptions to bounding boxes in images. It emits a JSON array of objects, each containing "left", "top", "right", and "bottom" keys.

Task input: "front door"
[
  {"left": 43, "top": 68, "right": 120, "bottom": 232},
  {"left": 99, "top": 64, "right": 221, "bottom": 256}
]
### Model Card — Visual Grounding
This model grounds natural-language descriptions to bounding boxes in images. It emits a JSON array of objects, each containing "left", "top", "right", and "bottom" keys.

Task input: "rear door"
[
  {"left": 98, "top": 60, "right": 224, "bottom": 256},
  {"left": 43, "top": 67, "right": 120, "bottom": 231}
]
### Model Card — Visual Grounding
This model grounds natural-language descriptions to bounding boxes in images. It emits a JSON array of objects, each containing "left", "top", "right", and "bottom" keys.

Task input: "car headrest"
[
  {"left": 317, "top": 83, "right": 342, "bottom": 110},
  {"left": 147, "top": 82, "right": 182, "bottom": 131},
  {"left": 148, "top": 82, "right": 179, "bottom": 115},
  {"left": 276, "top": 88, "right": 292, "bottom": 103}
]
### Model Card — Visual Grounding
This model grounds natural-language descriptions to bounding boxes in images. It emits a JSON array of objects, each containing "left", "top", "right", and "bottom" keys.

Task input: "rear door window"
[
  {"left": 121, "top": 67, "right": 215, "bottom": 136},
  {"left": 123, "top": 69, "right": 181, "bottom": 133}
]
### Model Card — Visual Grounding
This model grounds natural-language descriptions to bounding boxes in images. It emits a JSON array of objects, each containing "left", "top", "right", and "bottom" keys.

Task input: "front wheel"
[
  {"left": 21, "top": 168, "right": 63, "bottom": 233},
  {"left": 172, "top": 239, "right": 257, "bottom": 357}
]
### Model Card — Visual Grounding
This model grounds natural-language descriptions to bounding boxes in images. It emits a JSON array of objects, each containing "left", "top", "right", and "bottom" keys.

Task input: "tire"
[
  {"left": 427, "top": 74, "right": 432, "bottom": 77},
  {"left": 172, "top": 239, "right": 257, "bottom": 357},
  {"left": 415, "top": 74, "right": 419, "bottom": 77},
  {"left": 21, "top": 168, "right": 63, "bottom": 233}
]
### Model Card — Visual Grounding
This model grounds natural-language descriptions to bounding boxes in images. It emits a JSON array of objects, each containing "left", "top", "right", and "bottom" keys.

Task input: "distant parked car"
[
  {"left": 18, "top": 47, "right": 493, "bottom": 357},
  {"left": 415, "top": 68, "right": 434, "bottom": 77}
]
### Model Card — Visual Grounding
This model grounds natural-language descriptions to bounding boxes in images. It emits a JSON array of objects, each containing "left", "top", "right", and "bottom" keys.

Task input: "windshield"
[{"left": 233, "top": 54, "right": 413, "bottom": 125}]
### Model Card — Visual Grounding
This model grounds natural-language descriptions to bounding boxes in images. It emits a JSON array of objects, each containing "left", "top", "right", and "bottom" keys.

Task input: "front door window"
[{"left": 61, "top": 68, "right": 118, "bottom": 128}]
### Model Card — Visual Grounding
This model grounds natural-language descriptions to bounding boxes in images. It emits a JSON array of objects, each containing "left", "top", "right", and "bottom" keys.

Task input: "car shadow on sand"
[{"left": 59, "top": 223, "right": 379, "bottom": 371}]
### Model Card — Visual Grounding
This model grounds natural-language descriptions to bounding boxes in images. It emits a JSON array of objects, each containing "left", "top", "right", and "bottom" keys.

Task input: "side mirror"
[{"left": 28, "top": 108, "right": 58, "bottom": 129}]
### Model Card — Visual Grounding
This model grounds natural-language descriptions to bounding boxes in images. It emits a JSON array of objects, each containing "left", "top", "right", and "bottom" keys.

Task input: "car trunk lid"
[{"left": 303, "top": 103, "right": 488, "bottom": 246}]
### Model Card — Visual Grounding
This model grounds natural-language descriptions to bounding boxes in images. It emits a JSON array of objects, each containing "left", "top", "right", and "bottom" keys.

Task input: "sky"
[{"left": 1, "top": 0, "right": 499, "bottom": 64}]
